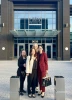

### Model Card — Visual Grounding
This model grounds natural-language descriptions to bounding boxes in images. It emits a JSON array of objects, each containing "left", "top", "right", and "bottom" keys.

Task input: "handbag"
[{"left": 42, "top": 74, "right": 52, "bottom": 87}]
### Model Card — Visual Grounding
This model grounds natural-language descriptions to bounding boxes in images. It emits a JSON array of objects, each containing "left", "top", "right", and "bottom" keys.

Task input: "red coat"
[{"left": 38, "top": 51, "right": 48, "bottom": 72}]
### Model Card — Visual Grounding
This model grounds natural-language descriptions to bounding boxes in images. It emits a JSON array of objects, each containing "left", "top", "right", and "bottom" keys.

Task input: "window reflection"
[
  {"left": 53, "top": 24, "right": 56, "bottom": 30},
  {"left": 48, "top": 24, "right": 53, "bottom": 30},
  {"left": 14, "top": 10, "right": 56, "bottom": 30},
  {"left": 70, "top": 0, "right": 72, "bottom": 4},
  {"left": 46, "top": 14, "right": 53, "bottom": 18},
  {"left": 70, "top": 16, "right": 72, "bottom": 32}
]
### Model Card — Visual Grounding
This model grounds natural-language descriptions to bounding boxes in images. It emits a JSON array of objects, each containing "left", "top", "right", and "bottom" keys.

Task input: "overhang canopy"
[{"left": 10, "top": 29, "right": 60, "bottom": 37}]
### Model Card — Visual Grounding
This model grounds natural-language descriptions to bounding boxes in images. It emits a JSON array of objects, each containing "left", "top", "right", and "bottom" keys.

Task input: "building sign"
[{"left": 29, "top": 18, "right": 41, "bottom": 24}]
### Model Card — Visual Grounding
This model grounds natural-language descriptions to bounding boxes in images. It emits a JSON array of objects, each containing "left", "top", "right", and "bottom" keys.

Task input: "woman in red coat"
[{"left": 38, "top": 45, "right": 48, "bottom": 98}]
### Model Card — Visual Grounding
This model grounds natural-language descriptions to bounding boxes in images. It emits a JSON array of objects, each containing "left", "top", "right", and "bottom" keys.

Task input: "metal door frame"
[
  {"left": 17, "top": 43, "right": 25, "bottom": 58},
  {"left": 45, "top": 43, "right": 53, "bottom": 59}
]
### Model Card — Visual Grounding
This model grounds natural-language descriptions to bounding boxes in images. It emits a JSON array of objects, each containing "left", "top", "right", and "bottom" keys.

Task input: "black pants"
[
  {"left": 36, "top": 74, "right": 38, "bottom": 87},
  {"left": 20, "top": 71, "right": 26, "bottom": 92},
  {"left": 27, "top": 70, "right": 37, "bottom": 94},
  {"left": 30, "top": 73, "right": 38, "bottom": 88}
]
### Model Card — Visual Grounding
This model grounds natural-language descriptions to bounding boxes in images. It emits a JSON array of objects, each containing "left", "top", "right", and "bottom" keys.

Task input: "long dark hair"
[
  {"left": 29, "top": 48, "right": 36, "bottom": 60},
  {"left": 20, "top": 49, "right": 27, "bottom": 58}
]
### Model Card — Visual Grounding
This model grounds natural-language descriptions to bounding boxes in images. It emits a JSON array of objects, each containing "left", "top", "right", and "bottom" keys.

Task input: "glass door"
[
  {"left": 18, "top": 43, "right": 25, "bottom": 58},
  {"left": 28, "top": 44, "right": 33, "bottom": 54},
  {"left": 45, "top": 44, "right": 53, "bottom": 59}
]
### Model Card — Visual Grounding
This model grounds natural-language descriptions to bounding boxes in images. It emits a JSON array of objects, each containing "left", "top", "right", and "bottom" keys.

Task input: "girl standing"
[
  {"left": 38, "top": 45, "right": 48, "bottom": 98},
  {"left": 26, "top": 48, "right": 37, "bottom": 98},
  {"left": 18, "top": 49, "right": 27, "bottom": 96}
]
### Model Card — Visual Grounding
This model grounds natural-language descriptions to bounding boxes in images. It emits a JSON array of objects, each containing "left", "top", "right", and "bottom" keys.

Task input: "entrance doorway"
[
  {"left": 17, "top": 43, "right": 25, "bottom": 58},
  {"left": 45, "top": 43, "right": 53, "bottom": 59},
  {"left": 17, "top": 43, "right": 53, "bottom": 59}
]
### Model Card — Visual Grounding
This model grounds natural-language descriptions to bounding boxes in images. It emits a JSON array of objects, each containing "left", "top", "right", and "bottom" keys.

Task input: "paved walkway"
[{"left": 0, "top": 60, "right": 72, "bottom": 100}]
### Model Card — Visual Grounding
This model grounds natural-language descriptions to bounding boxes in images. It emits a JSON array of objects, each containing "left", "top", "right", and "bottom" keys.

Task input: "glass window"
[
  {"left": 42, "top": 38, "right": 45, "bottom": 43},
  {"left": 14, "top": 19, "right": 18, "bottom": 23},
  {"left": 48, "top": 24, "right": 53, "bottom": 30},
  {"left": 53, "top": 14, "right": 56, "bottom": 18},
  {"left": 14, "top": 24, "right": 19, "bottom": 29},
  {"left": 53, "top": 52, "right": 56, "bottom": 58},
  {"left": 53, "top": 24, "right": 56, "bottom": 30},
  {"left": 29, "top": 25, "right": 41, "bottom": 29},
  {"left": 29, "top": 40, "right": 32, "bottom": 43},
  {"left": 70, "top": 16, "right": 72, "bottom": 32},
  {"left": 18, "top": 14, "right": 24, "bottom": 19},
  {"left": 25, "top": 40, "right": 28, "bottom": 43},
  {"left": 14, "top": 44, "right": 17, "bottom": 57},
  {"left": 18, "top": 39, "right": 24, "bottom": 43},
  {"left": 14, "top": 39, "right": 17, "bottom": 43},
  {"left": 25, "top": 44, "right": 28, "bottom": 55},
  {"left": 25, "top": 19, "right": 28, "bottom": 29},
  {"left": 42, "top": 19, "right": 45, "bottom": 29},
  {"left": 70, "top": 0, "right": 72, "bottom": 4},
  {"left": 53, "top": 18, "right": 56, "bottom": 24},
  {"left": 14, "top": 10, "right": 56, "bottom": 30},
  {"left": 46, "top": 38, "right": 52, "bottom": 43},
  {"left": 45, "top": 11, "right": 52, "bottom": 14},
  {"left": 48, "top": 19, "right": 53, "bottom": 24},
  {"left": 14, "top": 13, "right": 18, "bottom": 18},
  {"left": 53, "top": 11, "right": 56, "bottom": 14},
  {"left": 46, "top": 13, "right": 52, "bottom": 19}
]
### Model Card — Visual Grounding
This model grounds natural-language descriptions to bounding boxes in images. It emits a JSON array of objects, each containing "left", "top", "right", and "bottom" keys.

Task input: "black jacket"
[{"left": 18, "top": 55, "right": 26, "bottom": 71}]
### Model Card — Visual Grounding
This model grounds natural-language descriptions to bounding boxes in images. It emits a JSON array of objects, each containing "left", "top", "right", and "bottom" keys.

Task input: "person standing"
[
  {"left": 38, "top": 45, "right": 48, "bottom": 98},
  {"left": 26, "top": 48, "right": 37, "bottom": 98},
  {"left": 32, "top": 43, "right": 39, "bottom": 93},
  {"left": 18, "top": 49, "right": 27, "bottom": 96}
]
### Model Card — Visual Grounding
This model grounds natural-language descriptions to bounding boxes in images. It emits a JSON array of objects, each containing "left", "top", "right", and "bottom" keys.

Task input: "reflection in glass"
[
  {"left": 45, "top": 13, "right": 52, "bottom": 19},
  {"left": 45, "top": 11, "right": 52, "bottom": 13},
  {"left": 48, "top": 24, "right": 53, "bottom": 30},
  {"left": 14, "top": 24, "right": 19, "bottom": 29},
  {"left": 53, "top": 24, "right": 56, "bottom": 30},
  {"left": 70, "top": 16, "right": 72, "bottom": 32},
  {"left": 48, "top": 19, "right": 53, "bottom": 24},
  {"left": 53, "top": 18, "right": 56, "bottom": 24},
  {"left": 70, "top": 0, "right": 72, "bottom": 4},
  {"left": 53, "top": 14, "right": 56, "bottom": 18},
  {"left": 14, "top": 19, "right": 18, "bottom": 23}
]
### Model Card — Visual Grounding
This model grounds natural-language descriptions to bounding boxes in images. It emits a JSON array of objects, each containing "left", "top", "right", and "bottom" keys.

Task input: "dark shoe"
[
  {"left": 36, "top": 90, "right": 38, "bottom": 93},
  {"left": 28, "top": 94, "right": 32, "bottom": 98},
  {"left": 22, "top": 90, "right": 26, "bottom": 93},
  {"left": 32, "top": 94, "right": 36, "bottom": 98},
  {"left": 19, "top": 92, "right": 24, "bottom": 96},
  {"left": 41, "top": 92, "right": 45, "bottom": 98}
]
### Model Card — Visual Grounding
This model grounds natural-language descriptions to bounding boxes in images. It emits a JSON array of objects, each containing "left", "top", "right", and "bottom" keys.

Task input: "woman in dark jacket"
[
  {"left": 38, "top": 45, "right": 48, "bottom": 98},
  {"left": 18, "top": 49, "right": 27, "bottom": 96}
]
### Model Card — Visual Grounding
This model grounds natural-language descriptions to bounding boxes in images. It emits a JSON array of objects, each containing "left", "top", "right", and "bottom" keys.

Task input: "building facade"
[{"left": 0, "top": 0, "right": 70, "bottom": 60}]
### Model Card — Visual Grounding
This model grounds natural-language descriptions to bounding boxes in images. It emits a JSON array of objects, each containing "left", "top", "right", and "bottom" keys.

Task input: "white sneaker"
[
  {"left": 41, "top": 92, "right": 45, "bottom": 98},
  {"left": 35, "top": 87, "right": 38, "bottom": 93},
  {"left": 38, "top": 90, "right": 42, "bottom": 95}
]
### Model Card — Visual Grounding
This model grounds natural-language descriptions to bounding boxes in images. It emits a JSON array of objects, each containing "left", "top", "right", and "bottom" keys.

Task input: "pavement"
[{"left": 0, "top": 60, "right": 72, "bottom": 100}]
